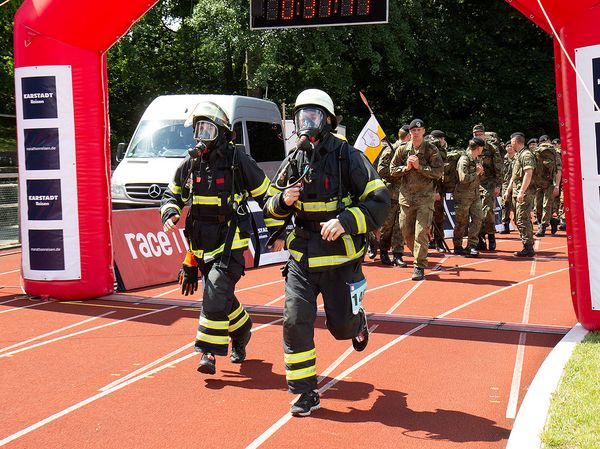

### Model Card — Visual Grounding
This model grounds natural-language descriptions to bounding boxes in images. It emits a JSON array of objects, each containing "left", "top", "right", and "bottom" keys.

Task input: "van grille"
[{"left": 125, "top": 183, "right": 168, "bottom": 202}]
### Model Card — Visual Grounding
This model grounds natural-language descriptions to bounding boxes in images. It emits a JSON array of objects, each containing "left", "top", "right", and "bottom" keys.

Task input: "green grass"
[{"left": 540, "top": 331, "right": 600, "bottom": 449}]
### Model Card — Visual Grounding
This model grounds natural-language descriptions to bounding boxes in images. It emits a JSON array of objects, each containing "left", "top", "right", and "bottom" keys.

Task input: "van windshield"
[{"left": 127, "top": 120, "right": 195, "bottom": 158}]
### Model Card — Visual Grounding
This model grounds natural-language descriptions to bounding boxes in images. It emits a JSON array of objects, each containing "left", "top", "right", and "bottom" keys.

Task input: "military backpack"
[
  {"left": 442, "top": 148, "right": 466, "bottom": 193},
  {"left": 534, "top": 143, "right": 557, "bottom": 187}
]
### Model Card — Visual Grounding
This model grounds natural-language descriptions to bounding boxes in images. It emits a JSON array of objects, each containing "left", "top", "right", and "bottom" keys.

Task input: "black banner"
[
  {"left": 596, "top": 122, "right": 600, "bottom": 175},
  {"left": 27, "top": 179, "right": 62, "bottom": 221},
  {"left": 24, "top": 128, "right": 60, "bottom": 170},
  {"left": 29, "top": 229, "right": 65, "bottom": 271},
  {"left": 22, "top": 76, "right": 58, "bottom": 120},
  {"left": 594, "top": 58, "right": 600, "bottom": 112}
]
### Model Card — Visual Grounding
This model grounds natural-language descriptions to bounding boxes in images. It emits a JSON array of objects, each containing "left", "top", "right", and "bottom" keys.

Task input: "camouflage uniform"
[
  {"left": 377, "top": 141, "right": 404, "bottom": 254},
  {"left": 390, "top": 140, "right": 444, "bottom": 269},
  {"left": 429, "top": 137, "right": 448, "bottom": 246},
  {"left": 512, "top": 147, "right": 537, "bottom": 246},
  {"left": 534, "top": 142, "right": 562, "bottom": 230},
  {"left": 479, "top": 141, "right": 503, "bottom": 236},
  {"left": 501, "top": 153, "right": 516, "bottom": 228},
  {"left": 453, "top": 153, "right": 483, "bottom": 249}
]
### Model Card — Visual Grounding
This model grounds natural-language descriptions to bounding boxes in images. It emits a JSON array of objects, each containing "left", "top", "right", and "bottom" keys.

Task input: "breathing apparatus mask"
[{"left": 185, "top": 101, "right": 232, "bottom": 158}]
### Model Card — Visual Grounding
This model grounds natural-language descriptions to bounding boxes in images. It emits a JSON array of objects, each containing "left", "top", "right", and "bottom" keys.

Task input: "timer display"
[{"left": 250, "top": 0, "right": 388, "bottom": 29}]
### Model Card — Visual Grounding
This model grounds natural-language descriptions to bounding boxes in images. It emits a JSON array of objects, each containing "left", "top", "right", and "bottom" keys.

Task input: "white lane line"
[
  {"left": 264, "top": 294, "right": 285, "bottom": 306},
  {"left": 0, "top": 269, "right": 19, "bottom": 276},
  {"left": 385, "top": 281, "right": 423, "bottom": 314},
  {"left": 437, "top": 267, "right": 567, "bottom": 319},
  {"left": 98, "top": 341, "right": 193, "bottom": 391},
  {"left": 0, "top": 312, "right": 116, "bottom": 354},
  {"left": 152, "top": 279, "right": 284, "bottom": 299},
  {"left": 0, "top": 316, "right": 284, "bottom": 447},
  {"left": 0, "top": 306, "right": 178, "bottom": 358},
  {"left": 0, "top": 298, "right": 20, "bottom": 305},
  {"left": 530, "top": 241, "right": 541, "bottom": 276},
  {"left": 0, "top": 301, "right": 49, "bottom": 315},
  {"left": 506, "top": 284, "right": 534, "bottom": 419},
  {"left": 246, "top": 323, "right": 427, "bottom": 449}
]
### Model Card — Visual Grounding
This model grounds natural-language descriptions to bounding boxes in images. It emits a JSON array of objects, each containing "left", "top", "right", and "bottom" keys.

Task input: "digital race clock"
[{"left": 250, "top": 0, "right": 389, "bottom": 29}]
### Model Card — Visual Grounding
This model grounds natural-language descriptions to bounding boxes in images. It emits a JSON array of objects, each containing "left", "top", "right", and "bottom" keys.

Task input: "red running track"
[{"left": 0, "top": 232, "right": 575, "bottom": 449}]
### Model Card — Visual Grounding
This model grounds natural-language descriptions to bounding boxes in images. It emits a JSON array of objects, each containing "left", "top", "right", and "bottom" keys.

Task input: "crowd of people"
[
  {"left": 368, "top": 121, "right": 564, "bottom": 278},
  {"left": 158, "top": 88, "right": 564, "bottom": 416}
]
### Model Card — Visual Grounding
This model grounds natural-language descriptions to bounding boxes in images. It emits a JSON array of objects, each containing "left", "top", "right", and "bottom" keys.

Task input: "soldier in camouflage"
[
  {"left": 452, "top": 138, "right": 485, "bottom": 257},
  {"left": 472, "top": 124, "right": 503, "bottom": 251},
  {"left": 428, "top": 129, "right": 449, "bottom": 253},
  {"left": 390, "top": 119, "right": 444, "bottom": 281},
  {"left": 500, "top": 141, "right": 516, "bottom": 234},
  {"left": 504, "top": 133, "right": 536, "bottom": 257},
  {"left": 534, "top": 135, "right": 562, "bottom": 236}
]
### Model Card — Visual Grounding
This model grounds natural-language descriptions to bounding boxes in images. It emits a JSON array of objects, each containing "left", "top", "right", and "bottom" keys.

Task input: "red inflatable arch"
[{"left": 12, "top": 0, "right": 600, "bottom": 329}]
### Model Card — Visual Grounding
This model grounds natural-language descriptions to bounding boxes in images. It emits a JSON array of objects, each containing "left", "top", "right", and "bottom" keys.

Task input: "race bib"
[{"left": 348, "top": 278, "right": 367, "bottom": 315}]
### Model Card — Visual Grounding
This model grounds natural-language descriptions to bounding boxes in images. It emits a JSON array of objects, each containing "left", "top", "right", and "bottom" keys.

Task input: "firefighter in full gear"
[
  {"left": 160, "top": 101, "right": 271, "bottom": 375},
  {"left": 264, "top": 89, "right": 390, "bottom": 416}
]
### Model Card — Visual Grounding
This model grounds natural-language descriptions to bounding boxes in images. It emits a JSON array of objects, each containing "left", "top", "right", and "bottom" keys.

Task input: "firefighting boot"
[
  {"left": 535, "top": 224, "right": 547, "bottom": 237},
  {"left": 487, "top": 234, "right": 497, "bottom": 251},
  {"left": 500, "top": 223, "right": 510, "bottom": 234},
  {"left": 352, "top": 308, "right": 369, "bottom": 352},
  {"left": 550, "top": 218, "right": 559, "bottom": 235},
  {"left": 393, "top": 253, "right": 407, "bottom": 268},
  {"left": 514, "top": 244, "right": 535, "bottom": 258},
  {"left": 230, "top": 330, "right": 252, "bottom": 364},
  {"left": 380, "top": 250, "right": 394, "bottom": 266},
  {"left": 290, "top": 390, "right": 321, "bottom": 417},
  {"left": 197, "top": 352, "right": 216, "bottom": 375}
]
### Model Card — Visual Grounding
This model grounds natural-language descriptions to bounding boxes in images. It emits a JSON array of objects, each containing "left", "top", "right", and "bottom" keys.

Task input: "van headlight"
[{"left": 111, "top": 182, "right": 127, "bottom": 199}]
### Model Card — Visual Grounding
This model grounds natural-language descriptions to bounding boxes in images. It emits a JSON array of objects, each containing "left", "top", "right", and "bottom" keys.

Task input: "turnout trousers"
[
  {"left": 194, "top": 251, "right": 252, "bottom": 356},
  {"left": 283, "top": 258, "right": 365, "bottom": 394}
]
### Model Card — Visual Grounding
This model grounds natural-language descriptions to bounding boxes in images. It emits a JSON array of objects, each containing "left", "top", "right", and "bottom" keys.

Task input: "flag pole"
[{"left": 359, "top": 90, "right": 394, "bottom": 149}]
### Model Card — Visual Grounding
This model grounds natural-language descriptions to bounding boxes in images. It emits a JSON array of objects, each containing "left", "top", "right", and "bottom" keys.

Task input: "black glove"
[{"left": 178, "top": 264, "right": 198, "bottom": 296}]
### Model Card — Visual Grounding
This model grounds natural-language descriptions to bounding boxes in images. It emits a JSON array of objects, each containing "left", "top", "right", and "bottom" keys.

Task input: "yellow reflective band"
[
  {"left": 228, "top": 304, "right": 244, "bottom": 321},
  {"left": 168, "top": 183, "right": 182, "bottom": 195},
  {"left": 347, "top": 207, "right": 367, "bottom": 234},
  {"left": 264, "top": 218, "right": 285, "bottom": 227},
  {"left": 199, "top": 317, "right": 229, "bottom": 330},
  {"left": 196, "top": 332, "right": 229, "bottom": 345},
  {"left": 289, "top": 249, "right": 303, "bottom": 262},
  {"left": 308, "top": 246, "right": 365, "bottom": 268},
  {"left": 192, "top": 195, "right": 221, "bottom": 206},
  {"left": 267, "top": 197, "right": 289, "bottom": 219},
  {"left": 294, "top": 196, "right": 352, "bottom": 213},
  {"left": 160, "top": 203, "right": 181, "bottom": 216},
  {"left": 190, "top": 229, "right": 250, "bottom": 261},
  {"left": 251, "top": 176, "right": 270, "bottom": 197},
  {"left": 284, "top": 348, "right": 316, "bottom": 364},
  {"left": 341, "top": 234, "right": 356, "bottom": 256},
  {"left": 285, "top": 230, "right": 296, "bottom": 248},
  {"left": 286, "top": 366, "right": 317, "bottom": 381},
  {"left": 228, "top": 312, "right": 249, "bottom": 332},
  {"left": 268, "top": 185, "right": 283, "bottom": 196},
  {"left": 359, "top": 179, "right": 386, "bottom": 202}
]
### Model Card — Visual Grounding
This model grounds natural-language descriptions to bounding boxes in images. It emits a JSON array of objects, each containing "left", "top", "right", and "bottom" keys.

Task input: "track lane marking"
[
  {"left": 0, "top": 298, "right": 20, "bottom": 305},
  {"left": 0, "top": 311, "right": 115, "bottom": 354},
  {"left": 0, "top": 305, "right": 178, "bottom": 358},
  {"left": 506, "top": 284, "right": 534, "bottom": 419},
  {"left": 0, "top": 301, "right": 50, "bottom": 315},
  {"left": 0, "top": 316, "right": 284, "bottom": 447},
  {"left": 0, "top": 269, "right": 19, "bottom": 276}
]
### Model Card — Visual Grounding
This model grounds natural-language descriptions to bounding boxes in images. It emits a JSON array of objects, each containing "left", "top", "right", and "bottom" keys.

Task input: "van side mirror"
[{"left": 116, "top": 142, "right": 127, "bottom": 162}]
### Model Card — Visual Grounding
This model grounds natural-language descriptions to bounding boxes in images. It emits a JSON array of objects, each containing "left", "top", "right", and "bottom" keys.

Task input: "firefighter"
[
  {"left": 160, "top": 101, "right": 271, "bottom": 375},
  {"left": 264, "top": 89, "right": 390, "bottom": 416}
]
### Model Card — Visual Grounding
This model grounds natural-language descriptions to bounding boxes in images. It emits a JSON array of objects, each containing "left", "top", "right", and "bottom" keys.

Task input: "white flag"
[{"left": 354, "top": 115, "right": 386, "bottom": 163}]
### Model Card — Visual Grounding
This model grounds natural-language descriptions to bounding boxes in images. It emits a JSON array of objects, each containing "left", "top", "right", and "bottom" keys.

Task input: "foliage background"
[{"left": 1, "top": 0, "right": 556, "bottom": 153}]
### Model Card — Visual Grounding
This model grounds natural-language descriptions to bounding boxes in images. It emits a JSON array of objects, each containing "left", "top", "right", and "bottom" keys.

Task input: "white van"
[{"left": 111, "top": 94, "right": 285, "bottom": 207}]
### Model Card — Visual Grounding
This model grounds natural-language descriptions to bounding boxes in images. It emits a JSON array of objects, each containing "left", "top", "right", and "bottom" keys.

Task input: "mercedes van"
[{"left": 111, "top": 94, "right": 285, "bottom": 208}]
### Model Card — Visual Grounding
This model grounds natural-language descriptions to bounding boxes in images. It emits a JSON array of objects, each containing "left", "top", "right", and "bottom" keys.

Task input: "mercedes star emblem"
[{"left": 148, "top": 184, "right": 161, "bottom": 199}]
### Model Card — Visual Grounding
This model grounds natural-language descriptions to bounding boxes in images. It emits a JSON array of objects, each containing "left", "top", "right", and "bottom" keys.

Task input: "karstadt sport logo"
[{"left": 148, "top": 184, "right": 161, "bottom": 199}]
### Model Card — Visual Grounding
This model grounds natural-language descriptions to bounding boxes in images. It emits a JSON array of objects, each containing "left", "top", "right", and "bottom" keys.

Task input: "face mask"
[
  {"left": 193, "top": 120, "right": 219, "bottom": 142},
  {"left": 294, "top": 107, "right": 326, "bottom": 140}
]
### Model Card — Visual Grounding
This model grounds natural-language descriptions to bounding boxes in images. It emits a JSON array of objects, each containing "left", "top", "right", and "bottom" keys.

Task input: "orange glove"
[{"left": 178, "top": 251, "right": 198, "bottom": 296}]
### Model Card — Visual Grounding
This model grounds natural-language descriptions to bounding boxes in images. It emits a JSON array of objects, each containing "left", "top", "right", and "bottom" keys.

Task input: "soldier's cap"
[
  {"left": 539, "top": 134, "right": 551, "bottom": 143},
  {"left": 400, "top": 124, "right": 410, "bottom": 133},
  {"left": 510, "top": 132, "right": 525, "bottom": 139},
  {"left": 472, "top": 124, "right": 485, "bottom": 133},
  {"left": 430, "top": 129, "right": 445, "bottom": 138},
  {"left": 409, "top": 118, "right": 425, "bottom": 129},
  {"left": 472, "top": 137, "right": 486, "bottom": 147},
  {"left": 527, "top": 138, "right": 538, "bottom": 145},
  {"left": 552, "top": 138, "right": 560, "bottom": 145}
]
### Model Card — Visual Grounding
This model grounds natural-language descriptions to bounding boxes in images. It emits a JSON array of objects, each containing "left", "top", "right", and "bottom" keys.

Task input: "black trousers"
[
  {"left": 194, "top": 250, "right": 252, "bottom": 356},
  {"left": 283, "top": 258, "right": 365, "bottom": 394}
]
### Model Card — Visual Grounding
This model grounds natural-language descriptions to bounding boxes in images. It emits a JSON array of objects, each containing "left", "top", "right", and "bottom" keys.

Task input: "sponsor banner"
[
  {"left": 112, "top": 204, "right": 289, "bottom": 291},
  {"left": 576, "top": 45, "right": 600, "bottom": 310},
  {"left": 24, "top": 128, "right": 60, "bottom": 170},
  {"left": 15, "top": 66, "right": 80, "bottom": 280}
]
